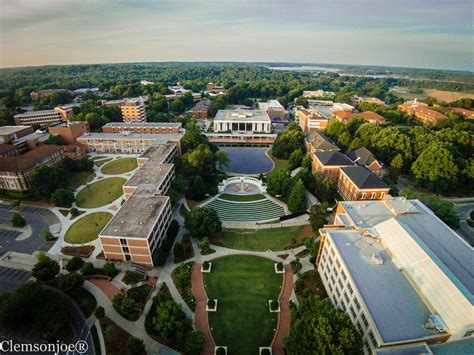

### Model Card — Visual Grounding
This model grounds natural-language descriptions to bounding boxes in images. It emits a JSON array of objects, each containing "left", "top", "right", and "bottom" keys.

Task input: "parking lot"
[{"left": 0, "top": 266, "right": 31, "bottom": 293}]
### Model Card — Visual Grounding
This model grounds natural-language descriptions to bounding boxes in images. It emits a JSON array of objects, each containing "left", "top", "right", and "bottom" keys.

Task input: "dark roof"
[
  {"left": 341, "top": 166, "right": 389, "bottom": 190},
  {"left": 314, "top": 151, "right": 354, "bottom": 166},
  {"left": 0, "top": 145, "right": 62, "bottom": 172},
  {"left": 0, "top": 144, "right": 17, "bottom": 155},
  {"left": 347, "top": 147, "right": 380, "bottom": 167},
  {"left": 306, "top": 132, "right": 340, "bottom": 151}
]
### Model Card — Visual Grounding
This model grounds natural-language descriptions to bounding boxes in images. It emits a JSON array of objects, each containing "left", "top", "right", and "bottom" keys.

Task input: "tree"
[
  {"left": 42, "top": 229, "right": 55, "bottom": 241},
  {"left": 102, "top": 261, "right": 117, "bottom": 277},
  {"left": 32, "top": 254, "right": 60, "bottom": 281},
  {"left": 301, "top": 155, "right": 312, "bottom": 171},
  {"left": 190, "top": 176, "right": 206, "bottom": 200},
  {"left": 170, "top": 99, "right": 185, "bottom": 113},
  {"left": 198, "top": 237, "right": 210, "bottom": 254},
  {"left": 287, "top": 179, "right": 307, "bottom": 213},
  {"left": 181, "top": 121, "right": 207, "bottom": 153},
  {"left": 152, "top": 300, "right": 189, "bottom": 342},
  {"left": 312, "top": 172, "right": 338, "bottom": 203},
  {"left": 65, "top": 256, "right": 84, "bottom": 272},
  {"left": 94, "top": 306, "right": 105, "bottom": 319},
  {"left": 56, "top": 272, "right": 84, "bottom": 291},
  {"left": 288, "top": 149, "right": 304, "bottom": 170},
  {"left": 127, "top": 337, "right": 146, "bottom": 355},
  {"left": 185, "top": 331, "right": 205, "bottom": 355},
  {"left": 266, "top": 168, "right": 292, "bottom": 197},
  {"left": 272, "top": 125, "right": 305, "bottom": 159},
  {"left": 185, "top": 207, "right": 222, "bottom": 239},
  {"left": 80, "top": 262, "right": 95, "bottom": 276},
  {"left": 284, "top": 295, "right": 363, "bottom": 354},
  {"left": 120, "top": 298, "right": 136, "bottom": 316},
  {"left": 173, "top": 243, "right": 185, "bottom": 261},
  {"left": 51, "top": 188, "right": 75, "bottom": 207},
  {"left": 47, "top": 134, "right": 62, "bottom": 145},
  {"left": 11, "top": 213, "right": 26, "bottom": 227},
  {"left": 309, "top": 203, "right": 330, "bottom": 232},
  {"left": 29, "top": 165, "right": 68, "bottom": 199},
  {"left": 411, "top": 143, "right": 459, "bottom": 192}
]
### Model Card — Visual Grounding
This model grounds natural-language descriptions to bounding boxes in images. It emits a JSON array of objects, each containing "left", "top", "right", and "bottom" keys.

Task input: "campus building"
[
  {"left": 305, "top": 131, "right": 340, "bottom": 154},
  {"left": 398, "top": 100, "right": 447, "bottom": 125},
  {"left": 30, "top": 89, "right": 69, "bottom": 100},
  {"left": 191, "top": 99, "right": 212, "bottom": 119},
  {"left": 333, "top": 111, "right": 386, "bottom": 124},
  {"left": 14, "top": 107, "right": 73, "bottom": 126},
  {"left": 310, "top": 151, "right": 355, "bottom": 183},
  {"left": 0, "top": 126, "right": 35, "bottom": 144},
  {"left": 213, "top": 109, "right": 272, "bottom": 134},
  {"left": 443, "top": 107, "right": 474, "bottom": 119},
  {"left": 347, "top": 147, "right": 384, "bottom": 178},
  {"left": 295, "top": 106, "right": 329, "bottom": 132},
  {"left": 0, "top": 145, "right": 64, "bottom": 191},
  {"left": 77, "top": 132, "right": 183, "bottom": 154},
  {"left": 120, "top": 100, "right": 146, "bottom": 122},
  {"left": 337, "top": 166, "right": 390, "bottom": 200},
  {"left": 99, "top": 144, "right": 176, "bottom": 266},
  {"left": 48, "top": 121, "right": 90, "bottom": 145},
  {"left": 258, "top": 100, "right": 288, "bottom": 122},
  {"left": 0, "top": 144, "right": 19, "bottom": 158},
  {"left": 205, "top": 83, "right": 227, "bottom": 95},
  {"left": 350, "top": 96, "right": 385, "bottom": 106},
  {"left": 302, "top": 90, "right": 335, "bottom": 98},
  {"left": 102, "top": 122, "right": 182, "bottom": 135},
  {"left": 317, "top": 197, "right": 474, "bottom": 353}
]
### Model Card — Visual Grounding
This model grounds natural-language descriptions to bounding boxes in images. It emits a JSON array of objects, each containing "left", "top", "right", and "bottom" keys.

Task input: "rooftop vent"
[
  {"left": 371, "top": 253, "right": 383, "bottom": 265},
  {"left": 425, "top": 315, "right": 448, "bottom": 333}
]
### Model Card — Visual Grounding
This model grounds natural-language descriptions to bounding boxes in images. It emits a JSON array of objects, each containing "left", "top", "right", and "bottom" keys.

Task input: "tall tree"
[{"left": 287, "top": 179, "right": 307, "bottom": 213}]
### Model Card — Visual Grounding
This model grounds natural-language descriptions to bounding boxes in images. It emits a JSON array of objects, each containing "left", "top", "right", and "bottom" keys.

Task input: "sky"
[{"left": 0, "top": 0, "right": 472, "bottom": 71}]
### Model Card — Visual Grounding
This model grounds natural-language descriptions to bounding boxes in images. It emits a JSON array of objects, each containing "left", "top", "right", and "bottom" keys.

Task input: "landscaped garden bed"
[
  {"left": 291, "top": 259, "right": 302, "bottom": 273},
  {"left": 294, "top": 270, "right": 328, "bottom": 301},
  {"left": 204, "top": 255, "right": 282, "bottom": 354},
  {"left": 122, "top": 271, "right": 146, "bottom": 285},
  {"left": 274, "top": 262, "right": 285, "bottom": 274},
  {"left": 171, "top": 262, "right": 196, "bottom": 311},
  {"left": 201, "top": 261, "right": 212, "bottom": 273},
  {"left": 61, "top": 245, "right": 95, "bottom": 257},
  {"left": 100, "top": 316, "right": 133, "bottom": 355}
]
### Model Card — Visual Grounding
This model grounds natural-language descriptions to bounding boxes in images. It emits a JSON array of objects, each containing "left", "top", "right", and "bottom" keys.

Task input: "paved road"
[
  {"left": 0, "top": 266, "right": 31, "bottom": 293},
  {"left": 0, "top": 203, "right": 53, "bottom": 256}
]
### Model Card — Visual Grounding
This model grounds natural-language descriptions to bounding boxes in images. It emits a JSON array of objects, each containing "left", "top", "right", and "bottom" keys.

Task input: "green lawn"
[
  {"left": 267, "top": 150, "right": 289, "bottom": 173},
  {"left": 91, "top": 156, "right": 107, "bottom": 161},
  {"left": 68, "top": 171, "right": 96, "bottom": 190},
  {"left": 64, "top": 212, "right": 112, "bottom": 244},
  {"left": 76, "top": 177, "right": 126, "bottom": 208},
  {"left": 217, "top": 226, "right": 304, "bottom": 251},
  {"left": 205, "top": 256, "right": 282, "bottom": 354},
  {"left": 101, "top": 158, "right": 138, "bottom": 175},
  {"left": 94, "top": 158, "right": 113, "bottom": 167},
  {"left": 219, "top": 193, "right": 266, "bottom": 202}
]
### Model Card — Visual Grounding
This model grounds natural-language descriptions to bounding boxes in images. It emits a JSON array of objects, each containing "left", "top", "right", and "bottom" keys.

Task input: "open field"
[
  {"left": 423, "top": 89, "right": 474, "bottom": 102},
  {"left": 205, "top": 256, "right": 282, "bottom": 354},
  {"left": 76, "top": 177, "right": 126, "bottom": 208},
  {"left": 64, "top": 212, "right": 112, "bottom": 244},
  {"left": 213, "top": 225, "right": 306, "bottom": 251},
  {"left": 101, "top": 158, "right": 138, "bottom": 175}
]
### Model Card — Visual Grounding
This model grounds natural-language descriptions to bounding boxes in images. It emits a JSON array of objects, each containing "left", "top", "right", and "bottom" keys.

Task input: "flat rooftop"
[
  {"left": 139, "top": 144, "right": 175, "bottom": 163},
  {"left": 14, "top": 109, "right": 59, "bottom": 117},
  {"left": 328, "top": 229, "right": 436, "bottom": 343},
  {"left": 78, "top": 132, "right": 183, "bottom": 142},
  {"left": 340, "top": 198, "right": 474, "bottom": 299},
  {"left": 124, "top": 163, "right": 173, "bottom": 195},
  {"left": 215, "top": 109, "right": 271, "bottom": 122},
  {"left": 0, "top": 126, "right": 32, "bottom": 136},
  {"left": 100, "top": 194, "right": 169, "bottom": 239},
  {"left": 103, "top": 122, "right": 182, "bottom": 128}
]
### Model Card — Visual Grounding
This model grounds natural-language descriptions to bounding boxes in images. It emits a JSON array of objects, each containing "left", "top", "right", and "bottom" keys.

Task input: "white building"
[
  {"left": 318, "top": 197, "right": 474, "bottom": 354},
  {"left": 303, "top": 90, "right": 335, "bottom": 98},
  {"left": 213, "top": 109, "right": 272, "bottom": 134},
  {"left": 13, "top": 107, "right": 72, "bottom": 126}
]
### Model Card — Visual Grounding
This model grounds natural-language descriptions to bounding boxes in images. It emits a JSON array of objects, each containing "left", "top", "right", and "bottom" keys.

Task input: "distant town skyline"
[{"left": 0, "top": 0, "right": 472, "bottom": 71}]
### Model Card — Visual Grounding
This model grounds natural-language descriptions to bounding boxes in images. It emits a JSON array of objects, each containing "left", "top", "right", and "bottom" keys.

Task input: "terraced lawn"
[
  {"left": 76, "top": 177, "right": 126, "bottom": 208},
  {"left": 205, "top": 197, "right": 285, "bottom": 222},
  {"left": 64, "top": 212, "right": 113, "bottom": 244},
  {"left": 205, "top": 256, "right": 282, "bottom": 354},
  {"left": 218, "top": 193, "right": 266, "bottom": 202},
  {"left": 215, "top": 226, "right": 305, "bottom": 251},
  {"left": 101, "top": 158, "right": 138, "bottom": 175}
]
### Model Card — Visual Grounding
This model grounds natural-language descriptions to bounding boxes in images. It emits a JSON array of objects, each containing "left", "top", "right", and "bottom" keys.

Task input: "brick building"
[
  {"left": 14, "top": 107, "right": 73, "bottom": 126},
  {"left": 337, "top": 166, "right": 390, "bottom": 201},
  {"left": 120, "top": 100, "right": 146, "bottom": 122},
  {"left": 48, "top": 121, "right": 90, "bottom": 145},
  {"left": 101, "top": 122, "right": 182, "bottom": 135},
  {"left": 310, "top": 151, "right": 355, "bottom": 183},
  {"left": 333, "top": 111, "right": 385, "bottom": 124}
]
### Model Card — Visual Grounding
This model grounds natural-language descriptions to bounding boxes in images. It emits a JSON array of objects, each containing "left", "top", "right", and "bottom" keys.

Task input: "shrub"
[
  {"left": 270, "top": 300, "right": 279, "bottom": 311},
  {"left": 51, "top": 188, "right": 75, "bottom": 207},
  {"left": 309, "top": 256, "right": 316, "bottom": 265},
  {"left": 152, "top": 248, "right": 167, "bottom": 266},
  {"left": 198, "top": 237, "right": 210, "bottom": 254},
  {"left": 127, "top": 337, "right": 146, "bottom": 355},
  {"left": 174, "top": 243, "right": 185, "bottom": 261},
  {"left": 56, "top": 272, "right": 84, "bottom": 292},
  {"left": 123, "top": 271, "right": 144, "bottom": 285},
  {"left": 203, "top": 261, "right": 210, "bottom": 270},
  {"left": 32, "top": 255, "right": 60, "bottom": 281},
  {"left": 70, "top": 207, "right": 79, "bottom": 217},
  {"left": 65, "top": 256, "right": 84, "bottom": 272},
  {"left": 80, "top": 262, "right": 95, "bottom": 276},
  {"left": 42, "top": 229, "right": 56, "bottom": 241},
  {"left": 276, "top": 262, "right": 284, "bottom": 271},
  {"left": 102, "top": 261, "right": 117, "bottom": 277},
  {"left": 11, "top": 213, "right": 26, "bottom": 228},
  {"left": 207, "top": 299, "right": 216, "bottom": 309},
  {"left": 112, "top": 293, "right": 125, "bottom": 309},
  {"left": 120, "top": 298, "right": 136, "bottom": 316},
  {"left": 216, "top": 347, "right": 226, "bottom": 355},
  {"left": 294, "top": 279, "right": 304, "bottom": 293},
  {"left": 94, "top": 306, "right": 105, "bottom": 319},
  {"left": 185, "top": 331, "right": 205, "bottom": 355},
  {"left": 261, "top": 349, "right": 271, "bottom": 355}
]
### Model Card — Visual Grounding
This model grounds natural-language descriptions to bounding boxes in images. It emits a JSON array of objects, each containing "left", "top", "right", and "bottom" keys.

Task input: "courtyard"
[
  {"left": 75, "top": 177, "right": 126, "bottom": 208},
  {"left": 101, "top": 157, "right": 138, "bottom": 175},
  {"left": 64, "top": 212, "right": 113, "bottom": 244}
]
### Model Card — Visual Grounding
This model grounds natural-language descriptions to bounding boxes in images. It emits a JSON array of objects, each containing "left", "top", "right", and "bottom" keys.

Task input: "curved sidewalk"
[
  {"left": 271, "top": 264, "right": 294, "bottom": 355},
  {"left": 191, "top": 263, "right": 215, "bottom": 355}
]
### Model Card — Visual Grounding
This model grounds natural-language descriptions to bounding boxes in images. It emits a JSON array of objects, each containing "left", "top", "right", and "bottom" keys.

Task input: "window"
[
  {"left": 341, "top": 270, "right": 346, "bottom": 281},
  {"left": 120, "top": 238, "right": 127, "bottom": 245},
  {"left": 464, "top": 330, "right": 474, "bottom": 338},
  {"left": 347, "top": 283, "right": 354, "bottom": 295},
  {"left": 349, "top": 305, "right": 357, "bottom": 319},
  {"left": 122, "top": 247, "right": 129, "bottom": 253},
  {"left": 370, "top": 192, "right": 376, "bottom": 199},
  {"left": 343, "top": 292, "right": 350, "bottom": 304},
  {"left": 354, "top": 297, "right": 361, "bottom": 310},
  {"left": 361, "top": 313, "right": 369, "bottom": 328},
  {"left": 356, "top": 321, "right": 363, "bottom": 334},
  {"left": 361, "top": 192, "right": 366, "bottom": 199},
  {"left": 368, "top": 330, "right": 377, "bottom": 348},
  {"left": 338, "top": 279, "right": 344, "bottom": 290}
]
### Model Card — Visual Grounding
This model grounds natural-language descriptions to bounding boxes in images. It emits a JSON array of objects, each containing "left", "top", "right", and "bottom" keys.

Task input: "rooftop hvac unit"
[
  {"left": 371, "top": 253, "right": 383, "bottom": 265},
  {"left": 425, "top": 315, "right": 448, "bottom": 333}
]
